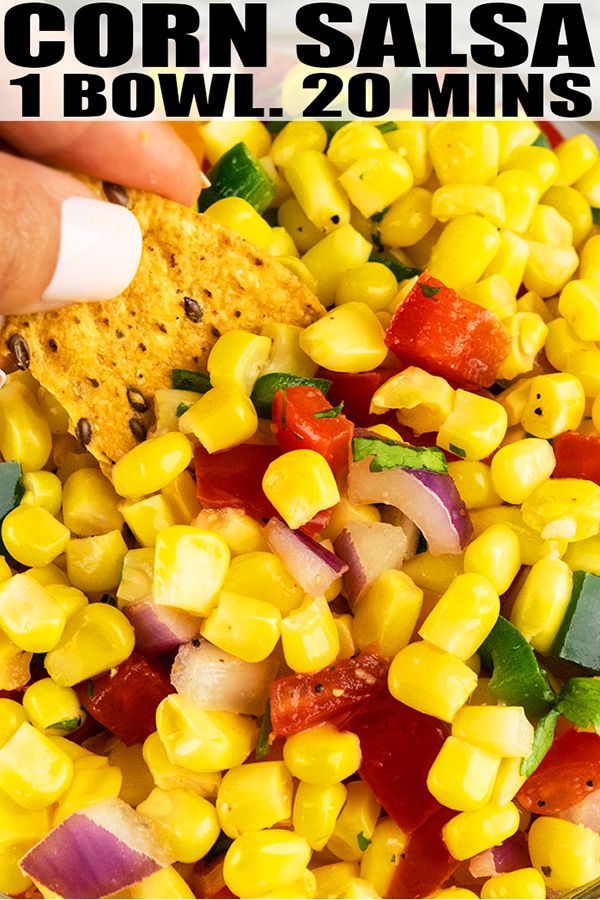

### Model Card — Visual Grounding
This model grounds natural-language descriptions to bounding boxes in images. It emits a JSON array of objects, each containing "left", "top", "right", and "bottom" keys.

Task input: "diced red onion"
[
  {"left": 20, "top": 798, "right": 174, "bottom": 899},
  {"left": 171, "top": 640, "right": 277, "bottom": 717},
  {"left": 559, "top": 789, "right": 600, "bottom": 833},
  {"left": 334, "top": 520, "right": 407, "bottom": 607},
  {"left": 380, "top": 506, "right": 421, "bottom": 560},
  {"left": 124, "top": 600, "right": 199, "bottom": 657},
  {"left": 469, "top": 831, "right": 530, "bottom": 879},
  {"left": 264, "top": 517, "right": 348, "bottom": 597},
  {"left": 347, "top": 455, "right": 472, "bottom": 556}
]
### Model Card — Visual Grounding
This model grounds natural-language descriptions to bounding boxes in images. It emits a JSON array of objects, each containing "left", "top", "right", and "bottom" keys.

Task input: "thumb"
[{"left": 0, "top": 151, "right": 142, "bottom": 315}]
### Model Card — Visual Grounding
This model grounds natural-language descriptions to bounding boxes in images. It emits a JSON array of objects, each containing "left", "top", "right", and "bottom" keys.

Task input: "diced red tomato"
[
  {"left": 316, "top": 368, "right": 396, "bottom": 427},
  {"left": 195, "top": 443, "right": 281, "bottom": 522},
  {"left": 271, "top": 386, "right": 353, "bottom": 476},
  {"left": 77, "top": 652, "right": 174, "bottom": 747},
  {"left": 553, "top": 432, "right": 600, "bottom": 485},
  {"left": 388, "top": 807, "right": 458, "bottom": 898},
  {"left": 517, "top": 730, "right": 600, "bottom": 814},
  {"left": 537, "top": 121, "right": 564, "bottom": 148},
  {"left": 384, "top": 273, "right": 511, "bottom": 389},
  {"left": 345, "top": 691, "right": 448, "bottom": 834},
  {"left": 299, "top": 506, "right": 333, "bottom": 538},
  {"left": 270, "top": 651, "right": 388, "bottom": 737}
]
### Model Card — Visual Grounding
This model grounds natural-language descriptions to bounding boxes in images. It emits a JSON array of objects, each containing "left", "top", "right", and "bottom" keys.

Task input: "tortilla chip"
[{"left": 0, "top": 186, "right": 323, "bottom": 469}]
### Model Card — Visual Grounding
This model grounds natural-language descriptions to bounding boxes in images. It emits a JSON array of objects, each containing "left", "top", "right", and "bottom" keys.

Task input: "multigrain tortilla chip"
[{"left": 1, "top": 185, "right": 324, "bottom": 469}]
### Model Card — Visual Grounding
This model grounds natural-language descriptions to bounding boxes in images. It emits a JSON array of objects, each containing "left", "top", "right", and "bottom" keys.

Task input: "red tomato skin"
[
  {"left": 387, "top": 806, "right": 457, "bottom": 898},
  {"left": 537, "top": 121, "right": 564, "bottom": 148},
  {"left": 517, "top": 730, "right": 600, "bottom": 814},
  {"left": 316, "top": 368, "right": 395, "bottom": 427},
  {"left": 195, "top": 443, "right": 281, "bottom": 521},
  {"left": 271, "top": 386, "right": 353, "bottom": 476},
  {"left": 384, "top": 273, "right": 511, "bottom": 389},
  {"left": 77, "top": 652, "right": 174, "bottom": 747},
  {"left": 345, "top": 691, "right": 448, "bottom": 834},
  {"left": 270, "top": 652, "right": 388, "bottom": 737},
  {"left": 553, "top": 432, "right": 600, "bottom": 485},
  {"left": 298, "top": 506, "right": 333, "bottom": 538}
]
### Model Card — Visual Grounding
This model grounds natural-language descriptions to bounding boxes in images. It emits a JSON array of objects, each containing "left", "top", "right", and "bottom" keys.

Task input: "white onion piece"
[
  {"left": 264, "top": 517, "right": 348, "bottom": 597},
  {"left": 468, "top": 832, "right": 530, "bottom": 878},
  {"left": 347, "top": 456, "right": 472, "bottom": 556},
  {"left": 20, "top": 798, "right": 174, "bottom": 899},
  {"left": 559, "top": 789, "right": 600, "bottom": 833},
  {"left": 125, "top": 600, "right": 199, "bottom": 657},
  {"left": 171, "top": 640, "right": 277, "bottom": 716},
  {"left": 380, "top": 506, "right": 421, "bottom": 560},
  {"left": 334, "top": 520, "right": 406, "bottom": 607}
]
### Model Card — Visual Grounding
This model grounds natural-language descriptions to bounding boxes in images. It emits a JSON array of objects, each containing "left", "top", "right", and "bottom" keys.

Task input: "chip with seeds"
[{"left": 0, "top": 185, "right": 323, "bottom": 470}]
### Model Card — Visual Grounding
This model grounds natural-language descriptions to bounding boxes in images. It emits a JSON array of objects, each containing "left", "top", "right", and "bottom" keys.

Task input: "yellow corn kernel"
[
  {"left": 116, "top": 547, "right": 154, "bottom": 605},
  {"left": 205, "top": 196, "right": 272, "bottom": 249},
  {"left": 0, "top": 631, "right": 31, "bottom": 691},
  {"left": 526, "top": 204, "right": 573, "bottom": 246},
  {"left": 137, "top": 787, "right": 220, "bottom": 863},
  {"left": 275, "top": 257, "right": 315, "bottom": 293},
  {"left": 277, "top": 198, "right": 323, "bottom": 253},
  {"left": 579, "top": 233, "right": 600, "bottom": 284},
  {"left": 66, "top": 529, "right": 128, "bottom": 593},
  {"left": 55, "top": 448, "right": 98, "bottom": 483},
  {"left": 343, "top": 877, "right": 380, "bottom": 899},
  {"left": 463, "top": 525, "right": 521, "bottom": 595},
  {"left": 313, "top": 862, "right": 360, "bottom": 899},
  {"left": 529, "top": 816, "right": 600, "bottom": 893},
  {"left": 524, "top": 241, "right": 579, "bottom": 297},
  {"left": 207, "top": 331, "right": 271, "bottom": 395},
  {"left": 370, "top": 367, "right": 455, "bottom": 435},
  {"left": 194, "top": 509, "right": 266, "bottom": 557},
  {"left": 321, "top": 499, "right": 380, "bottom": 542},
  {"left": 496, "top": 313, "right": 548, "bottom": 381},
  {"left": 62, "top": 467, "right": 123, "bottom": 536},
  {"left": 120, "top": 494, "right": 175, "bottom": 547},
  {"left": 559, "top": 279, "right": 600, "bottom": 341},
  {"left": 521, "top": 373, "right": 585, "bottom": 439},
  {"left": 23, "top": 678, "right": 83, "bottom": 735},
  {"left": 271, "top": 120, "right": 328, "bottom": 169},
  {"left": 490, "top": 438, "right": 556, "bottom": 506},
  {"left": 427, "top": 736, "right": 501, "bottom": 812},
  {"left": 153, "top": 389, "right": 202, "bottom": 436},
  {"left": 428, "top": 215, "right": 501, "bottom": 291},
  {"left": 575, "top": 159, "right": 600, "bottom": 207},
  {"left": 555, "top": 133, "right": 598, "bottom": 186},
  {"left": 142, "top": 732, "right": 221, "bottom": 797},
  {"left": 359, "top": 818, "right": 405, "bottom": 898},
  {"left": 545, "top": 317, "right": 594, "bottom": 372},
  {"left": 0, "top": 721, "right": 73, "bottom": 809},
  {"left": 262, "top": 875, "right": 317, "bottom": 900},
  {"left": 401, "top": 551, "right": 464, "bottom": 595},
  {"left": 283, "top": 725, "right": 361, "bottom": 786},
  {"left": 156, "top": 694, "right": 257, "bottom": 773},
  {"left": 438, "top": 390, "right": 507, "bottom": 462},
  {"left": 261, "top": 322, "right": 318, "bottom": 378},
  {"left": 384, "top": 121, "right": 431, "bottom": 184},
  {"left": 565, "top": 533, "right": 600, "bottom": 577},
  {"left": 293, "top": 781, "right": 347, "bottom": 851},
  {"left": 0, "top": 381, "right": 52, "bottom": 472},
  {"left": 130, "top": 866, "right": 195, "bottom": 900},
  {"left": 429, "top": 122, "right": 499, "bottom": 185},
  {"left": 45, "top": 603, "right": 134, "bottom": 686},
  {"left": 470, "top": 505, "right": 566, "bottom": 565},
  {"left": 201, "top": 590, "right": 281, "bottom": 663},
  {"left": 281, "top": 595, "right": 339, "bottom": 673},
  {"left": 378, "top": 187, "right": 435, "bottom": 249},
  {"left": 452, "top": 705, "right": 533, "bottom": 758},
  {"left": 432, "top": 184, "right": 505, "bottom": 228},
  {"left": 0, "top": 573, "right": 65, "bottom": 653},
  {"left": 20, "top": 470, "right": 62, "bottom": 516},
  {"left": 431, "top": 890, "right": 479, "bottom": 900},
  {"left": 217, "top": 761, "right": 293, "bottom": 838},
  {"left": 482, "top": 229, "right": 530, "bottom": 295},
  {"left": 516, "top": 290, "right": 552, "bottom": 322},
  {"left": 388, "top": 641, "right": 477, "bottom": 722},
  {"left": 494, "top": 121, "right": 541, "bottom": 165},
  {"left": 522, "top": 477, "right": 600, "bottom": 542},
  {"left": 493, "top": 170, "right": 539, "bottom": 233},
  {"left": 301, "top": 228, "right": 373, "bottom": 306},
  {"left": 154, "top": 525, "right": 230, "bottom": 615},
  {"left": 496, "top": 380, "right": 535, "bottom": 430},
  {"left": 1, "top": 504, "right": 70, "bottom": 568},
  {"left": 263, "top": 450, "right": 340, "bottom": 530},
  {"left": 35, "top": 383, "right": 69, "bottom": 436},
  {"left": 335, "top": 263, "right": 398, "bottom": 313},
  {"left": 223, "top": 550, "right": 303, "bottom": 615},
  {"left": 491, "top": 756, "right": 526, "bottom": 807},
  {"left": 481, "top": 868, "right": 546, "bottom": 900},
  {"left": 443, "top": 802, "right": 520, "bottom": 861},
  {"left": 105, "top": 739, "right": 152, "bottom": 808},
  {"left": 448, "top": 461, "right": 500, "bottom": 510},
  {"left": 419, "top": 573, "right": 500, "bottom": 660},
  {"left": 112, "top": 432, "right": 192, "bottom": 499},
  {"left": 543, "top": 185, "right": 593, "bottom": 247},
  {"left": 339, "top": 151, "right": 413, "bottom": 219},
  {"left": 333, "top": 612, "right": 356, "bottom": 661},
  {"left": 0, "top": 787, "right": 50, "bottom": 893},
  {"left": 224, "top": 829, "right": 312, "bottom": 899},
  {"left": 352, "top": 570, "right": 423, "bottom": 659},
  {"left": 179, "top": 385, "right": 257, "bottom": 453},
  {"left": 53, "top": 757, "right": 123, "bottom": 825},
  {"left": 200, "top": 121, "right": 270, "bottom": 166},
  {"left": 327, "top": 780, "right": 381, "bottom": 862},
  {"left": 460, "top": 275, "right": 517, "bottom": 321},
  {"left": 286, "top": 150, "right": 350, "bottom": 234},
  {"left": 327, "top": 123, "right": 388, "bottom": 173},
  {"left": 503, "top": 145, "right": 560, "bottom": 192},
  {"left": 511, "top": 557, "right": 573, "bottom": 653},
  {"left": 0, "top": 697, "right": 28, "bottom": 747},
  {"left": 564, "top": 349, "right": 600, "bottom": 399},
  {"left": 161, "top": 470, "right": 200, "bottom": 524}
]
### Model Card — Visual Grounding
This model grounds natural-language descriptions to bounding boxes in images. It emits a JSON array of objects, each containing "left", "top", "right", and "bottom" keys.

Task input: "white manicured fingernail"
[{"left": 42, "top": 197, "right": 142, "bottom": 304}]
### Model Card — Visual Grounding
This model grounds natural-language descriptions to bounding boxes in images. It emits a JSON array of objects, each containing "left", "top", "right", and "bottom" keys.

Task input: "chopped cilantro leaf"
[
  {"left": 357, "top": 831, "right": 372, "bottom": 851},
  {"left": 592, "top": 207, "right": 600, "bottom": 226},
  {"left": 256, "top": 701, "right": 272, "bottom": 761},
  {"left": 521, "top": 708, "right": 560, "bottom": 777},
  {"left": 100, "top": 593, "right": 117, "bottom": 606},
  {"left": 377, "top": 122, "right": 399, "bottom": 134},
  {"left": 47, "top": 716, "right": 82, "bottom": 733},
  {"left": 314, "top": 401, "right": 344, "bottom": 419},
  {"left": 557, "top": 678, "right": 600, "bottom": 734},
  {"left": 421, "top": 284, "right": 441, "bottom": 298},
  {"left": 449, "top": 443, "right": 467, "bottom": 458},
  {"left": 352, "top": 436, "right": 448, "bottom": 474},
  {"left": 176, "top": 402, "right": 190, "bottom": 417},
  {"left": 371, "top": 207, "right": 390, "bottom": 224}
]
